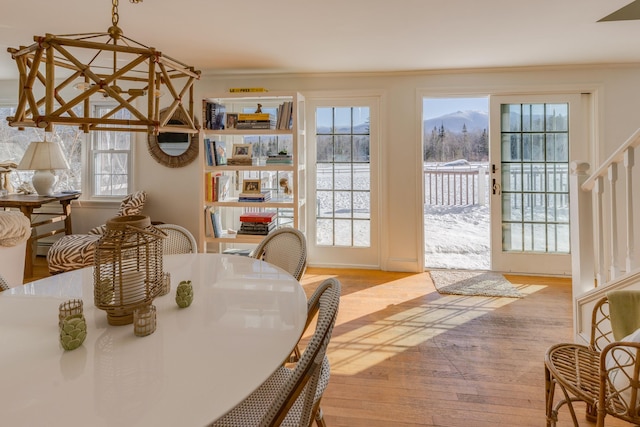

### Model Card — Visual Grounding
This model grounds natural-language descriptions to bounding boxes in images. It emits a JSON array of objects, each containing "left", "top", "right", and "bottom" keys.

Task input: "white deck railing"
[
  {"left": 424, "top": 164, "right": 488, "bottom": 206},
  {"left": 571, "top": 129, "right": 640, "bottom": 343}
]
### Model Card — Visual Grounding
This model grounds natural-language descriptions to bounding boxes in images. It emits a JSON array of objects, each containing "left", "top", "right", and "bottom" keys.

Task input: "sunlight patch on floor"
[{"left": 329, "top": 281, "right": 547, "bottom": 375}]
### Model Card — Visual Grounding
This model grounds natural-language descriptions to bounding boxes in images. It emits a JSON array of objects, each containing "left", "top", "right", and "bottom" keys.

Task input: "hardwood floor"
[
  {"left": 300, "top": 268, "right": 627, "bottom": 427},
  {"left": 27, "top": 258, "right": 626, "bottom": 426}
]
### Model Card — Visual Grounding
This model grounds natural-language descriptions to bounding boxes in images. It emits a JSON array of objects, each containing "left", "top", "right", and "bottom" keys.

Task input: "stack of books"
[
  {"left": 238, "top": 191, "right": 271, "bottom": 202},
  {"left": 238, "top": 211, "right": 277, "bottom": 236},
  {"left": 266, "top": 154, "right": 293, "bottom": 165},
  {"left": 236, "top": 113, "right": 276, "bottom": 130}
]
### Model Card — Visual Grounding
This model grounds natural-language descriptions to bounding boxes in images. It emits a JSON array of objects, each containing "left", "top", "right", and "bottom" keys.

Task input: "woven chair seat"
[
  {"left": 212, "top": 356, "right": 330, "bottom": 427},
  {"left": 545, "top": 343, "right": 600, "bottom": 410}
]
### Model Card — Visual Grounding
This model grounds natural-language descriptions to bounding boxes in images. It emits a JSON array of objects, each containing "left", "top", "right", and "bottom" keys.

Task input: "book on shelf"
[
  {"left": 217, "top": 174, "right": 231, "bottom": 200},
  {"left": 203, "top": 101, "right": 226, "bottom": 130},
  {"left": 239, "top": 211, "right": 277, "bottom": 223},
  {"left": 237, "top": 113, "right": 274, "bottom": 122},
  {"left": 276, "top": 101, "right": 293, "bottom": 130},
  {"left": 228, "top": 87, "right": 268, "bottom": 93},
  {"left": 238, "top": 222, "right": 276, "bottom": 235},
  {"left": 205, "top": 206, "right": 222, "bottom": 238},
  {"left": 238, "top": 191, "right": 271, "bottom": 202},
  {"left": 214, "top": 140, "right": 227, "bottom": 165},
  {"left": 235, "top": 122, "right": 272, "bottom": 130},
  {"left": 266, "top": 154, "right": 293, "bottom": 165},
  {"left": 204, "top": 138, "right": 214, "bottom": 166},
  {"left": 205, "top": 173, "right": 231, "bottom": 202}
]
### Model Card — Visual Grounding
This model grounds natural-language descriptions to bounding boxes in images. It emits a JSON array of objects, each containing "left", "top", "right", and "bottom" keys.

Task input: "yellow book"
[
  {"left": 228, "top": 87, "right": 268, "bottom": 93},
  {"left": 237, "top": 113, "right": 273, "bottom": 121}
]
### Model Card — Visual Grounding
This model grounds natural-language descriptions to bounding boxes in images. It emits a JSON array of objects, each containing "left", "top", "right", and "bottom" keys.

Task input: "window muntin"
[{"left": 315, "top": 106, "right": 371, "bottom": 247}]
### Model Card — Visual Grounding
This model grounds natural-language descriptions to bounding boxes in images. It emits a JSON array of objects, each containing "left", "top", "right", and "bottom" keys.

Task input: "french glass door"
[
  {"left": 488, "top": 94, "right": 587, "bottom": 275},
  {"left": 306, "top": 97, "right": 380, "bottom": 268}
]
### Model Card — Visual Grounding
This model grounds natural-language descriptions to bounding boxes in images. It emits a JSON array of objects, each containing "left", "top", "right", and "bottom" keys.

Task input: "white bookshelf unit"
[{"left": 199, "top": 91, "right": 306, "bottom": 253}]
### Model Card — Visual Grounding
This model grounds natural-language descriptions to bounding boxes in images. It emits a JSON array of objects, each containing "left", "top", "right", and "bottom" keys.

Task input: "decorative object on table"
[
  {"left": 0, "top": 161, "right": 17, "bottom": 194},
  {"left": 159, "top": 272, "right": 171, "bottom": 296},
  {"left": 94, "top": 215, "right": 167, "bottom": 326},
  {"left": 15, "top": 181, "right": 35, "bottom": 194},
  {"left": 16, "top": 136, "right": 70, "bottom": 196},
  {"left": 175, "top": 280, "right": 193, "bottom": 308},
  {"left": 6, "top": 0, "right": 200, "bottom": 135},
  {"left": 59, "top": 314, "right": 87, "bottom": 351},
  {"left": 133, "top": 303, "right": 157, "bottom": 337},
  {"left": 58, "top": 299, "right": 83, "bottom": 329}
]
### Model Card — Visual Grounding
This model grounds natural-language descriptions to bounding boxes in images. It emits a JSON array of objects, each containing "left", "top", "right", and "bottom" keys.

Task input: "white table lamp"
[{"left": 17, "top": 137, "right": 70, "bottom": 196}]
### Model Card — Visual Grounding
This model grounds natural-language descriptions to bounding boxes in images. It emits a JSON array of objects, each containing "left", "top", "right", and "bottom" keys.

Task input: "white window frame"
[{"left": 84, "top": 103, "right": 134, "bottom": 199}]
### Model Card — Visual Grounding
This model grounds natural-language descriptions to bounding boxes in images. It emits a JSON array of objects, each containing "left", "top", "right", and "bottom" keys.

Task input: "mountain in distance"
[{"left": 424, "top": 110, "right": 488, "bottom": 133}]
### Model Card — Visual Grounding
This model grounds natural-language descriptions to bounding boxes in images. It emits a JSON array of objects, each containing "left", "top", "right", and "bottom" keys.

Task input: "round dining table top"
[{"left": 0, "top": 253, "right": 307, "bottom": 427}]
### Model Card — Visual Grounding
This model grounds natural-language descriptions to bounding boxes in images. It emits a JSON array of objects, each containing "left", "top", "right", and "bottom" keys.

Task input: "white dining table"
[{"left": 0, "top": 253, "right": 307, "bottom": 427}]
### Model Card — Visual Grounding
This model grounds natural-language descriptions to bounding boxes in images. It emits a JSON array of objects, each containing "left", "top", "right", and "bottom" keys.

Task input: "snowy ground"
[{"left": 424, "top": 204, "right": 490, "bottom": 270}]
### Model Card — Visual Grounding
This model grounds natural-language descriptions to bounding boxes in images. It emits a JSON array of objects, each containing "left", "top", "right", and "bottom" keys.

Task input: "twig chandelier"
[{"left": 6, "top": 0, "right": 201, "bottom": 134}]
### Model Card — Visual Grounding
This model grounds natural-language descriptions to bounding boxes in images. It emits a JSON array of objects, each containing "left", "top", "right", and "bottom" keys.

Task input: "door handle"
[{"left": 492, "top": 179, "right": 501, "bottom": 195}]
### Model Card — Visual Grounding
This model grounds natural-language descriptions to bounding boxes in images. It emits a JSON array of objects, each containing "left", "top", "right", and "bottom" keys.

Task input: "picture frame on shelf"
[
  {"left": 226, "top": 113, "right": 238, "bottom": 130},
  {"left": 232, "top": 143, "right": 252, "bottom": 159},
  {"left": 242, "top": 179, "right": 261, "bottom": 194}
]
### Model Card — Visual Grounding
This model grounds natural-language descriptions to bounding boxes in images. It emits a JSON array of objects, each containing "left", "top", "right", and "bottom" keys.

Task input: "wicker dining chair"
[
  {"left": 251, "top": 227, "right": 307, "bottom": 281},
  {"left": 156, "top": 224, "right": 198, "bottom": 254},
  {"left": 545, "top": 295, "right": 640, "bottom": 427},
  {"left": 210, "top": 278, "right": 341, "bottom": 427}
]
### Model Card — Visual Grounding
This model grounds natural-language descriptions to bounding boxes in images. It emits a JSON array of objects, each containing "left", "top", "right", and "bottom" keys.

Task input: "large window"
[
  {"left": 0, "top": 104, "right": 131, "bottom": 197},
  {"left": 316, "top": 106, "right": 371, "bottom": 247}
]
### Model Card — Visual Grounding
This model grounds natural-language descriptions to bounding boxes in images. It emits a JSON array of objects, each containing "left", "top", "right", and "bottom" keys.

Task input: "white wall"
[{"left": 3, "top": 64, "right": 640, "bottom": 271}]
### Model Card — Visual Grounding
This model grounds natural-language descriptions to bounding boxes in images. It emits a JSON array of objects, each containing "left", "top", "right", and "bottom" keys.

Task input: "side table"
[{"left": 0, "top": 192, "right": 80, "bottom": 280}]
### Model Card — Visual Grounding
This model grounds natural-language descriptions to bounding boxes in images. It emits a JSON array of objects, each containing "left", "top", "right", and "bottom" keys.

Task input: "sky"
[{"left": 423, "top": 97, "right": 488, "bottom": 120}]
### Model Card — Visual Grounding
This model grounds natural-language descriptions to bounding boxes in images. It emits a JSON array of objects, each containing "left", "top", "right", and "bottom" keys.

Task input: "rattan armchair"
[
  {"left": 210, "top": 278, "right": 341, "bottom": 427},
  {"left": 545, "top": 295, "right": 640, "bottom": 427},
  {"left": 251, "top": 227, "right": 307, "bottom": 281},
  {"left": 155, "top": 224, "right": 197, "bottom": 254}
]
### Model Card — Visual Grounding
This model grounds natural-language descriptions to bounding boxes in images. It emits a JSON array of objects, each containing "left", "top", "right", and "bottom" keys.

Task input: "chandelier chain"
[{"left": 112, "top": 0, "right": 119, "bottom": 27}]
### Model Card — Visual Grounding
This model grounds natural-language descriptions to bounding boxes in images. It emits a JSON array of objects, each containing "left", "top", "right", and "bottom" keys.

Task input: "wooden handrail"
[{"left": 582, "top": 127, "right": 640, "bottom": 191}]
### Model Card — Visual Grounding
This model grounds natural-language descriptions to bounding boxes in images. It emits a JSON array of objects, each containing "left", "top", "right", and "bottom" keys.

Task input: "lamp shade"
[
  {"left": 17, "top": 140, "right": 70, "bottom": 171},
  {"left": 17, "top": 139, "right": 70, "bottom": 196}
]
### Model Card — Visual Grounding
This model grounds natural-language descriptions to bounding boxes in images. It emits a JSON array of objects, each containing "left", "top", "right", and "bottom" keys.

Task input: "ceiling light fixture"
[{"left": 6, "top": 0, "right": 200, "bottom": 135}]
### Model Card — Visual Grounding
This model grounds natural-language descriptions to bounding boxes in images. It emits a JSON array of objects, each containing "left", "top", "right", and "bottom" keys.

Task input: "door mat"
[{"left": 429, "top": 270, "right": 523, "bottom": 298}]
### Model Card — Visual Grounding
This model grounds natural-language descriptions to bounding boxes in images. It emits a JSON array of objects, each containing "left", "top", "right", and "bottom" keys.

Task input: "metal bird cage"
[{"left": 94, "top": 215, "right": 166, "bottom": 326}]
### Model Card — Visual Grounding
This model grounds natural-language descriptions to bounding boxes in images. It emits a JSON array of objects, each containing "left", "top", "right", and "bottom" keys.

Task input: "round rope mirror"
[{"left": 147, "top": 108, "right": 199, "bottom": 168}]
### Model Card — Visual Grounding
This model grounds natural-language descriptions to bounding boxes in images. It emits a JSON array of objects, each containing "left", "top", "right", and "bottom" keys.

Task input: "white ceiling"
[{"left": 1, "top": 0, "right": 640, "bottom": 80}]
